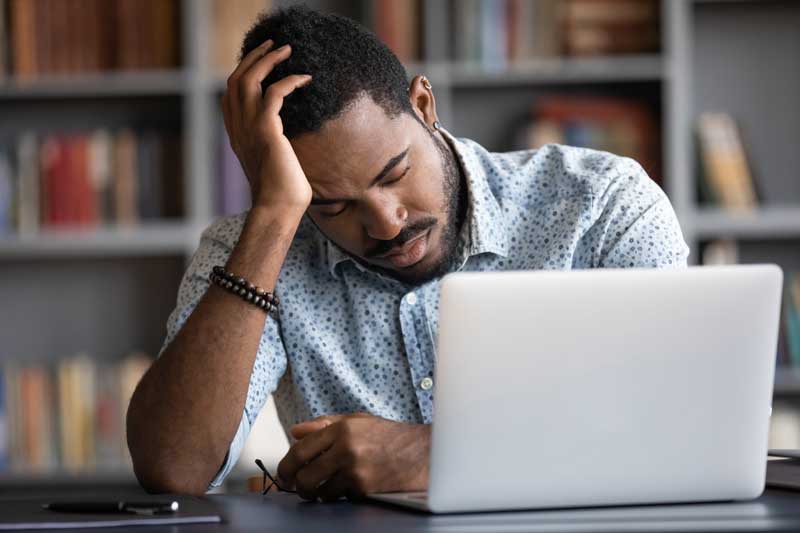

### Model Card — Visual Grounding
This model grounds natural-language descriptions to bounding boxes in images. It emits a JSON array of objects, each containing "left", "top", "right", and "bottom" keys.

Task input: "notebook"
[
  {"left": 767, "top": 450, "right": 800, "bottom": 491},
  {"left": 0, "top": 497, "right": 222, "bottom": 530}
]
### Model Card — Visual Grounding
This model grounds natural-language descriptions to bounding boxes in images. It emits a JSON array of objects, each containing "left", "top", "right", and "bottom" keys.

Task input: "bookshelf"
[{"left": 1, "top": 0, "right": 799, "bottom": 486}]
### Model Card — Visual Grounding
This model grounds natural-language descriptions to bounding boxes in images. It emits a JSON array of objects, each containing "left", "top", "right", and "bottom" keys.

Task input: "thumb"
[{"left": 290, "top": 414, "right": 344, "bottom": 439}]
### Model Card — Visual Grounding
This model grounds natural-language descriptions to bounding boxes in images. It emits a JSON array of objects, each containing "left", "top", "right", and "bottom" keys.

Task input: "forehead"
[{"left": 290, "top": 95, "right": 413, "bottom": 194}]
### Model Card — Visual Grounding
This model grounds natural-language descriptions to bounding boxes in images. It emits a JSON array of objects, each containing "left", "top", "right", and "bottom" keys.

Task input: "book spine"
[
  {"left": 9, "top": 0, "right": 37, "bottom": 77},
  {"left": 0, "top": 147, "right": 12, "bottom": 233},
  {"left": 0, "top": 0, "right": 7, "bottom": 77},
  {"left": 786, "top": 274, "right": 800, "bottom": 367},
  {"left": 0, "top": 365, "right": 7, "bottom": 471}
]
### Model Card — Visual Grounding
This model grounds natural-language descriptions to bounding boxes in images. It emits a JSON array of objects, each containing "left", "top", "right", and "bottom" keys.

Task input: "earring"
[
  {"left": 433, "top": 121, "right": 441, "bottom": 130},
  {"left": 422, "top": 77, "right": 432, "bottom": 90}
]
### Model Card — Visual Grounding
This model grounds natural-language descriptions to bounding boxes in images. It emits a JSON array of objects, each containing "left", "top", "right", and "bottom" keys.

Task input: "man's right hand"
[{"left": 221, "top": 40, "right": 314, "bottom": 212}]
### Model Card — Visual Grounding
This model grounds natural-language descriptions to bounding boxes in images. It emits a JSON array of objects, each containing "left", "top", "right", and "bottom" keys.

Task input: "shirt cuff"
[{"left": 207, "top": 410, "right": 250, "bottom": 490}]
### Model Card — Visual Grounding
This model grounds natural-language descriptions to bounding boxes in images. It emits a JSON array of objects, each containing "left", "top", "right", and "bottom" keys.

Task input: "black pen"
[{"left": 42, "top": 501, "right": 179, "bottom": 516}]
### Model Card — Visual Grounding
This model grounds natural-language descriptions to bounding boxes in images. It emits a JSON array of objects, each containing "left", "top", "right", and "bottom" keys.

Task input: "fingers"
[
  {"left": 226, "top": 39, "right": 274, "bottom": 125},
  {"left": 316, "top": 471, "right": 351, "bottom": 503},
  {"left": 240, "top": 44, "right": 296, "bottom": 121},
  {"left": 294, "top": 448, "right": 342, "bottom": 501},
  {"left": 223, "top": 40, "right": 312, "bottom": 141},
  {"left": 229, "top": 39, "right": 274, "bottom": 84},
  {"left": 261, "top": 74, "right": 313, "bottom": 119},
  {"left": 290, "top": 414, "right": 343, "bottom": 440},
  {"left": 277, "top": 424, "right": 337, "bottom": 487}
]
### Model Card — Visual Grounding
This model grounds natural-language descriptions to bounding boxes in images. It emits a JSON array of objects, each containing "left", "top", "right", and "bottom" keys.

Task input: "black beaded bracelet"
[{"left": 209, "top": 265, "right": 279, "bottom": 314}]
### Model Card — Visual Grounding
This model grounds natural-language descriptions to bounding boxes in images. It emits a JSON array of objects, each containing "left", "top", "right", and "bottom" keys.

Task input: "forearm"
[{"left": 127, "top": 206, "right": 303, "bottom": 494}]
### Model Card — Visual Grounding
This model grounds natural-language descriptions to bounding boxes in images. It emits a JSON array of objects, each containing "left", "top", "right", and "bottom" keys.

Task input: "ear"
[{"left": 408, "top": 74, "right": 440, "bottom": 130}]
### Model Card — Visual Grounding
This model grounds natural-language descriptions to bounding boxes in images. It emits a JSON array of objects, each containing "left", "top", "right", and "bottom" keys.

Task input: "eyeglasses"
[{"left": 255, "top": 459, "right": 296, "bottom": 495}]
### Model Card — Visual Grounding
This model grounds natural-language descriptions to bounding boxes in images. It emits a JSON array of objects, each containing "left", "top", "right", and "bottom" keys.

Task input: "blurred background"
[{"left": 0, "top": 0, "right": 798, "bottom": 493}]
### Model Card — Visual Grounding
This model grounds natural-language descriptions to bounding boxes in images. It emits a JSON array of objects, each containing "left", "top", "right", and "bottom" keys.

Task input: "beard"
[{"left": 379, "top": 129, "right": 467, "bottom": 286}]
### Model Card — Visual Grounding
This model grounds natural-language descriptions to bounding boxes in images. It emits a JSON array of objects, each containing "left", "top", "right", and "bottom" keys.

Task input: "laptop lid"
[{"left": 428, "top": 265, "right": 782, "bottom": 513}]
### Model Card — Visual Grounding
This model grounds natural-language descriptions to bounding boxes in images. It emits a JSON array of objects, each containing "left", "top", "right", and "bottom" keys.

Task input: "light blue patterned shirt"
[{"left": 158, "top": 129, "right": 690, "bottom": 487}]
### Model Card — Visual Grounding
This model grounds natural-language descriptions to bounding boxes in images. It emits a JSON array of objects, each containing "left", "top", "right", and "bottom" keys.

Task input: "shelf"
[
  {"left": 0, "top": 70, "right": 187, "bottom": 99},
  {"left": 207, "top": 56, "right": 664, "bottom": 92},
  {"left": 208, "top": 61, "right": 435, "bottom": 93},
  {"left": 775, "top": 367, "right": 800, "bottom": 396},
  {"left": 0, "top": 222, "right": 197, "bottom": 258},
  {"left": 446, "top": 55, "right": 664, "bottom": 87},
  {"left": 691, "top": 207, "right": 800, "bottom": 239}
]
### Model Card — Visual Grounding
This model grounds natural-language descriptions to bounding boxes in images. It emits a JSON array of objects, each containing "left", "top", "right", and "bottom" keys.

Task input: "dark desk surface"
[{"left": 5, "top": 488, "right": 800, "bottom": 532}]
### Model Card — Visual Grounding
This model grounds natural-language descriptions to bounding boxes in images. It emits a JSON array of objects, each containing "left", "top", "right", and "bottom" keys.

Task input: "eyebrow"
[{"left": 310, "top": 147, "right": 410, "bottom": 205}]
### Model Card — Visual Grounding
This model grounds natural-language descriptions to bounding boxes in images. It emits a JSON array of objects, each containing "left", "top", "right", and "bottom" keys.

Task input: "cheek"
[
  {"left": 411, "top": 175, "right": 447, "bottom": 216},
  {"left": 409, "top": 147, "right": 448, "bottom": 214}
]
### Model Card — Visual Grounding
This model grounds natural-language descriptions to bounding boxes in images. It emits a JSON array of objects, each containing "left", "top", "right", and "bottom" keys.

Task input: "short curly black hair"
[{"left": 239, "top": 5, "right": 414, "bottom": 139}]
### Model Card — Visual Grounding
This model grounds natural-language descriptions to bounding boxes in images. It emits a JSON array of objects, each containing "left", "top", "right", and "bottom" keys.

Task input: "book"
[
  {"left": 453, "top": 0, "right": 657, "bottom": 65},
  {"left": 0, "top": 147, "right": 11, "bottom": 233},
  {"left": 767, "top": 458, "right": 800, "bottom": 491},
  {"left": 770, "top": 403, "right": 800, "bottom": 450},
  {"left": 88, "top": 130, "right": 114, "bottom": 223},
  {"left": 112, "top": 129, "right": 138, "bottom": 225},
  {"left": 696, "top": 112, "right": 758, "bottom": 211},
  {"left": 480, "top": 0, "right": 507, "bottom": 71},
  {"left": 15, "top": 133, "right": 39, "bottom": 234},
  {"left": 702, "top": 239, "right": 739, "bottom": 266},
  {"left": 3, "top": 129, "right": 181, "bottom": 233},
  {"left": 2, "top": 353, "right": 152, "bottom": 475},
  {"left": 6, "top": 0, "right": 179, "bottom": 76},
  {"left": 562, "top": 0, "right": 660, "bottom": 56},
  {"left": 516, "top": 95, "right": 661, "bottom": 185},
  {"left": 787, "top": 274, "right": 800, "bottom": 368},
  {"left": 0, "top": 367, "right": 7, "bottom": 471},
  {"left": 454, "top": 0, "right": 481, "bottom": 63},
  {"left": 373, "top": 0, "right": 420, "bottom": 64},
  {"left": 0, "top": 0, "right": 7, "bottom": 77},
  {"left": 0, "top": 497, "right": 222, "bottom": 530},
  {"left": 454, "top": 0, "right": 562, "bottom": 64},
  {"left": 9, "top": 0, "right": 36, "bottom": 77},
  {"left": 531, "top": 0, "right": 562, "bottom": 58}
]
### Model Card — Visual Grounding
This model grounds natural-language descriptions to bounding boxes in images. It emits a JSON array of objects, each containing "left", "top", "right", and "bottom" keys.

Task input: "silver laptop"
[{"left": 369, "top": 265, "right": 783, "bottom": 513}]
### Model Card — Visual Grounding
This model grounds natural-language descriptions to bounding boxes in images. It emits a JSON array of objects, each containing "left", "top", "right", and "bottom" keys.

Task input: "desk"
[{"left": 6, "top": 488, "right": 800, "bottom": 532}]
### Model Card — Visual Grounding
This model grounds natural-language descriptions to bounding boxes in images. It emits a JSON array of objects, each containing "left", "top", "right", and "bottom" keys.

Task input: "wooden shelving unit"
[{"left": 1, "top": 0, "right": 798, "bottom": 486}]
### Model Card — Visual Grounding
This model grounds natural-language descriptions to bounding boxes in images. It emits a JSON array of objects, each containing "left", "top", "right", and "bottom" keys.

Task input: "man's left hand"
[{"left": 276, "top": 413, "right": 430, "bottom": 502}]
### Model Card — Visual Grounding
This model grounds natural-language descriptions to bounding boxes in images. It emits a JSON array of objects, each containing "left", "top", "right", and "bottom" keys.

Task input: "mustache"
[{"left": 365, "top": 217, "right": 437, "bottom": 258}]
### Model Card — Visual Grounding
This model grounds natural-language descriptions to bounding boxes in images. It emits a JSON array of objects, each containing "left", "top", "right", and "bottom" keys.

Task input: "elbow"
[
  {"left": 130, "top": 454, "right": 212, "bottom": 496},
  {"left": 126, "top": 404, "right": 215, "bottom": 496}
]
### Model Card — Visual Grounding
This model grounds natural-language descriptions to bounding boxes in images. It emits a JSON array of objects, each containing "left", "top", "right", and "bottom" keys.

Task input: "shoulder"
[{"left": 491, "top": 143, "right": 662, "bottom": 217}]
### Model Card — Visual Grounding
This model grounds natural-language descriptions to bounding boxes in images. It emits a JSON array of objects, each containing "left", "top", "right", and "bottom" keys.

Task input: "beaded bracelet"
[{"left": 209, "top": 265, "right": 280, "bottom": 314}]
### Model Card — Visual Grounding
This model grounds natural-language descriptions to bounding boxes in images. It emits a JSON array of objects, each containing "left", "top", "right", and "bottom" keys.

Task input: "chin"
[{"left": 395, "top": 247, "right": 448, "bottom": 285}]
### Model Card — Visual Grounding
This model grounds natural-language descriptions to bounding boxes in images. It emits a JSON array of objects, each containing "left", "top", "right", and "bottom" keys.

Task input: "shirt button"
[
  {"left": 420, "top": 377, "right": 434, "bottom": 391},
  {"left": 406, "top": 292, "right": 418, "bottom": 305}
]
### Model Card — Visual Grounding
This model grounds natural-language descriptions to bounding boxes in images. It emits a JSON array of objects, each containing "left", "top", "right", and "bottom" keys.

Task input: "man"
[{"left": 126, "top": 6, "right": 689, "bottom": 500}]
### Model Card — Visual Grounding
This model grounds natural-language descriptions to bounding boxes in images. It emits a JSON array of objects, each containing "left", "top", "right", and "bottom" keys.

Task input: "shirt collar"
[{"left": 324, "top": 127, "right": 511, "bottom": 280}]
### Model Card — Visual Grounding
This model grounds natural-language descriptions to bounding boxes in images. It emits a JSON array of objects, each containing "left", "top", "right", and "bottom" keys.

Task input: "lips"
[{"left": 380, "top": 229, "right": 430, "bottom": 269}]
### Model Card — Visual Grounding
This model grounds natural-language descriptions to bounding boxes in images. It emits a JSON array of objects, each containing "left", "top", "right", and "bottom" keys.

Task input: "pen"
[{"left": 42, "top": 501, "right": 179, "bottom": 516}]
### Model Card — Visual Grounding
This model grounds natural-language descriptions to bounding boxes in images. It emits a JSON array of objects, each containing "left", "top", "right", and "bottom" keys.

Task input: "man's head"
[{"left": 240, "top": 6, "right": 466, "bottom": 285}]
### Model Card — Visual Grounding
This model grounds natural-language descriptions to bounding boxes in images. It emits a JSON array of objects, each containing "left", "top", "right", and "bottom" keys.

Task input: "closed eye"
[
  {"left": 382, "top": 165, "right": 410, "bottom": 186},
  {"left": 318, "top": 165, "right": 410, "bottom": 218}
]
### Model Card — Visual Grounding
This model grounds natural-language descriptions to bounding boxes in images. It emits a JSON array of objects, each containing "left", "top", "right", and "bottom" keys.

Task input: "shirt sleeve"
[
  {"left": 580, "top": 156, "right": 690, "bottom": 269},
  {"left": 156, "top": 218, "right": 289, "bottom": 491}
]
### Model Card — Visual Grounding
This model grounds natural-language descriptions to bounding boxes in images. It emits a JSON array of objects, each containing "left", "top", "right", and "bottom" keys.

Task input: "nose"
[{"left": 361, "top": 198, "right": 407, "bottom": 241}]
